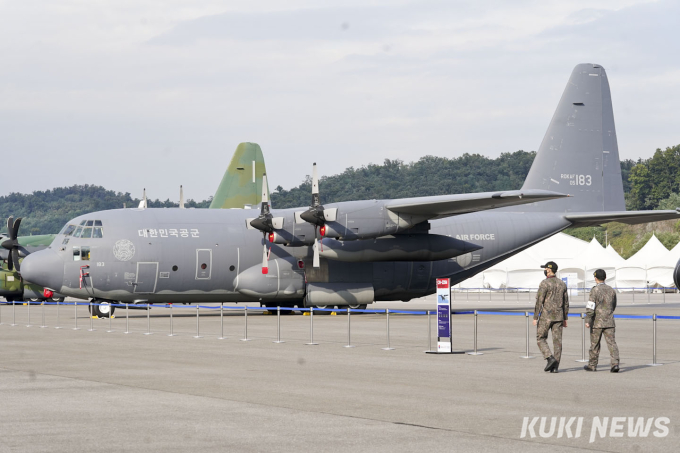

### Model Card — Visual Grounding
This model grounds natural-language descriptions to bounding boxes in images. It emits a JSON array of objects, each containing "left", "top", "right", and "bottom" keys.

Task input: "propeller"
[
  {"left": 1, "top": 216, "right": 27, "bottom": 272},
  {"left": 299, "top": 163, "right": 325, "bottom": 268},
  {"left": 249, "top": 175, "right": 273, "bottom": 274}
]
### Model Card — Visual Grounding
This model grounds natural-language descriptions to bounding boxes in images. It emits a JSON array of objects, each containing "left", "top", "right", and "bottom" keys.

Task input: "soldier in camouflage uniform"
[
  {"left": 584, "top": 269, "right": 620, "bottom": 373},
  {"left": 533, "top": 261, "right": 569, "bottom": 373}
]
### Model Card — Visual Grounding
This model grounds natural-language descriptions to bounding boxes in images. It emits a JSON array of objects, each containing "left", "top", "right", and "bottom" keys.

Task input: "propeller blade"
[
  {"left": 311, "top": 163, "right": 320, "bottom": 207},
  {"left": 313, "top": 238, "right": 320, "bottom": 268},
  {"left": 7, "top": 216, "right": 14, "bottom": 239},
  {"left": 11, "top": 248, "right": 19, "bottom": 272},
  {"left": 7, "top": 248, "right": 14, "bottom": 271},
  {"left": 17, "top": 246, "right": 30, "bottom": 258},
  {"left": 12, "top": 217, "right": 22, "bottom": 240},
  {"left": 261, "top": 242, "right": 269, "bottom": 274}
]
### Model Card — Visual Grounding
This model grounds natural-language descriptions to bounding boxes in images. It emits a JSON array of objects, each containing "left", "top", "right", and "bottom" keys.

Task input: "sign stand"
[{"left": 426, "top": 278, "right": 464, "bottom": 354}]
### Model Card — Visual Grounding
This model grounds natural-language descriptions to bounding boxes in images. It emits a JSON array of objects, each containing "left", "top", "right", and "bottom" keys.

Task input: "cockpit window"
[
  {"left": 73, "top": 226, "right": 83, "bottom": 238},
  {"left": 86, "top": 220, "right": 94, "bottom": 227},
  {"left": 62, "top": 225, "right": 76, "bottom": 236},
  {"left": 94, "top": 220, "right": 102, "bottom": 227},
  {"left": 93, "top": 227, "right": 104, "bottom": 238},
  {"left": 81, "top": 227, "right": 93, "bottom": 239},
  {"left": 79, "top": 220, "right": 87, "bottom": 226}
]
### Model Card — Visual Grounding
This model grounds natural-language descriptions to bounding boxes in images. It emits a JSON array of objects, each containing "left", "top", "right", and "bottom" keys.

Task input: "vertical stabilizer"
[
  {"left": 521, "top": 64, "right": 625, "bottom": 213},
  {"left": 209, "top": 142, "right": 269, "bottom": 209}
]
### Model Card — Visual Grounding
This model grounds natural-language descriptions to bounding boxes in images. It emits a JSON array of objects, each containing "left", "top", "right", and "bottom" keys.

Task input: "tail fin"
[
  {"left": 209, "top": 142, "right": 269, "bottom": 209},
  {"left": 520, "top": 63, "right": 625, "bottom": 213}
]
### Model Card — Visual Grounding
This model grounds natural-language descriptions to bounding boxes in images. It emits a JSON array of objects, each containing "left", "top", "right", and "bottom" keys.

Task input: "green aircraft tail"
[{"left": 209, "top": 142, "right": 269, "bottom": 209}]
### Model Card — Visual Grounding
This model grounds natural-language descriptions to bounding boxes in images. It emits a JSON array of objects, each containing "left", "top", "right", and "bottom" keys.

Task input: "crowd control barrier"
[{"left": 1, "top": 300, "right": 679, "bottom": 366}]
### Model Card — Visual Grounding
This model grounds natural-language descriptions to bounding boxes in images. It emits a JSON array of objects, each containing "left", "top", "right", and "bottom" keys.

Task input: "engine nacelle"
[
  {"left": 317, "top": 234, "right": 481, "bottom": 262},
  {"left": 304, "top": 283, "right": 374, "bottom": 307}
]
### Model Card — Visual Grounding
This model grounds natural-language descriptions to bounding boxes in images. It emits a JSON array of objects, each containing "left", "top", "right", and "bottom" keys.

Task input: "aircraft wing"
[
  {"left": 386, "top": 189, "right": 568, "bottom": 219},
  {"left": 565, "top": 210, "right": 680, "bottom": 227}
]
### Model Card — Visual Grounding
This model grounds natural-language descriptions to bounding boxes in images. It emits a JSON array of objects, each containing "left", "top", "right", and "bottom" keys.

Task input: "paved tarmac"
[{"left": 1, "top": 295, "right": 679, "bottom": 452}]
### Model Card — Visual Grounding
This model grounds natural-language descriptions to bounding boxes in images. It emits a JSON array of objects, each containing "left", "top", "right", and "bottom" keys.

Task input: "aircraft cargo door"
[{"left": 135, "top": 262, "right": 159, "bottom": 293}]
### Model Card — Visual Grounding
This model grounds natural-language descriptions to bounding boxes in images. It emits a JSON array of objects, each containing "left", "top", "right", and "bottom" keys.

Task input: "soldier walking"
[
  {"left": 533, "top": 261, "right": 569, "bottom": 373},
  {"left": 584, "top": 269, "right": 620, "bottom": 373}
]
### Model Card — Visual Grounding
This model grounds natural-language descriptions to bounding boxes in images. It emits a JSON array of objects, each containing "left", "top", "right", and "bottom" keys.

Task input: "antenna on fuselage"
[
  {"left": 138, "top": 188, "right": 148, "bottom": 209},
  {"left": 179, "top": 185, "right": 185, "bottom": 209}
]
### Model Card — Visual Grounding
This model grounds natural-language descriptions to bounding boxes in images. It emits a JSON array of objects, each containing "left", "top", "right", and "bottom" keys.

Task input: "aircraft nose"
[{"left": 20, "top": 249, "right": 65, "bottom": 291}]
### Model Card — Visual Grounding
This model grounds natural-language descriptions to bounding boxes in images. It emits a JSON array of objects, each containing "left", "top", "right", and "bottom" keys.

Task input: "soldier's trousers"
[
  {"left": 537, "top": 319, "right": 563, "bottom": 362},
  {"left": 589, "top": 327, "right": 619, "bottom": 368}
]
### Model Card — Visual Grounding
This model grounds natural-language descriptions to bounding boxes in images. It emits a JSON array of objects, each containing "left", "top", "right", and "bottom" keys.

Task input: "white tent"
[
  {"left": 561, "top": 237, "right": 625, "bottom": 288},
  {"left": 616, "top": 234, "right": 669, "bottom": 291},
  {"left": 606, "top": 244, "right": 624, "bottom": 261}
]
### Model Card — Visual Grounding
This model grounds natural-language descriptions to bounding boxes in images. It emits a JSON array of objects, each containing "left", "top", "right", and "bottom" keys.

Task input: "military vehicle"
[
  {"left": 22, "top": 64, "right": 680, "bottom": 317},
  {"left": 1, "top": 142, "right": 268, "bottom": 306}
]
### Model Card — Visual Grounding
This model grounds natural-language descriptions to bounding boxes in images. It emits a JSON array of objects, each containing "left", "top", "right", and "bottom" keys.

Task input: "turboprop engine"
[{"left": 674, "top": 258, "right": 680, "bottom": 290}]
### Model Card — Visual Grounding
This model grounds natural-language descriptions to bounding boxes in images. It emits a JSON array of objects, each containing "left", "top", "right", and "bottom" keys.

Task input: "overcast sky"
[{"left": 1, "top": 0, "right": 678, "bottom": 201}]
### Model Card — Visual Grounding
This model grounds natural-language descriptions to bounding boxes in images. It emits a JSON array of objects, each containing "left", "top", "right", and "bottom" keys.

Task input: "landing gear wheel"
[
  {"left": 277, "top": 304, "right": 295, "bottom": 315},
  {"left": 92, "top": 300, "right": 115, "bottom": 318},
  {"left": 313, "top": 305, "right": 334, "bottom": 315},
  {"left": 49, "top": 297, "right": 65, "bottom": 303},
  {"left": 348, "top": 304, "right": 367, "bottom": 310}
]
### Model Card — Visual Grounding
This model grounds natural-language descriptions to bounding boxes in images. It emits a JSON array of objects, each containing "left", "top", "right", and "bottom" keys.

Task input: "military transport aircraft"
[
  {"left": 21, "top": 64, "right": 680, "bottom": 317},
  {"left": 1, "top": 142, "right": 268, "bottom": 305}
]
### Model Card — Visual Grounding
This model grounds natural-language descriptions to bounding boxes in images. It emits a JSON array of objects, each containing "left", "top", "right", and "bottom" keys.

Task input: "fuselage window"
[
  {"left": 63, "top": 225, "right": 76, "bottom": 236},
  {"left": 93, "top": 227, "right": 104, "bottom": 238},
  {"left": 81, "top": 227, "right": 93, "bottom": 239},
  {"left": 81, "top": 246, "right": 91, "bottom": 261},
  {"left": 73, "top": 247, "right": 81, "bottom": 261},
  {"left": 73, "top": 226, "right": 83, "bottom": 238}
]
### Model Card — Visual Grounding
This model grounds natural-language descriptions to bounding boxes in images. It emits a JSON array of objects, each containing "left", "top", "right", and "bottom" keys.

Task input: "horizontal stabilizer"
[
  {"left": 387, "top": 190, "right": 568, "bottom": 219},
  {"left": 565, "top": 210, "right": 680, "bottom": 227}
]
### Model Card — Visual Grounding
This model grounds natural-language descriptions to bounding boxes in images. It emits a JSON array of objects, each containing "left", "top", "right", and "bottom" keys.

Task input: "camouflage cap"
[
  {"left": 540, "top": 261, "right": 558, "bottom": 272},
  {"left": 593, "top": 269, "right": 606, "bottom": 281}
]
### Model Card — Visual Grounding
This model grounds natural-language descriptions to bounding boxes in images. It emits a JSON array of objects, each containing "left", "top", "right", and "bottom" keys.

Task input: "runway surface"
[{"left": 1, "top": 296, "right": 679, "bottom": 452}]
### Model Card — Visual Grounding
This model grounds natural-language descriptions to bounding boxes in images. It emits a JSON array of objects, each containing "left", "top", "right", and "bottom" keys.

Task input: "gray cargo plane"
[{"left": 21, "top": 64, "right": 680, "bottom": 316}]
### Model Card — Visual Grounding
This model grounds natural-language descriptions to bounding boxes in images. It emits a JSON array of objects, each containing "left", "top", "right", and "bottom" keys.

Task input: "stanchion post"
[
  {"left": 12, "top": 300, "right": 17, "bottom": 326},
  {"left": 107, "top": 303, "right": 113, "bottom": 332},
  {"left": 26, "top": 300, "right": 31, "bottom": 327},
  {"left": 193, "top": 304, "right": 202, "bottom": 338},
  {"left": 382, "top": 308, "right": 395, "bottom": 350},
  {"left": 218, "top": 302, "right": 225, "bottom": 340},
  {"left": 55, "top": 300, "right": 62, "bottom": 329},
  {"left": 125, "top": 303, "right": 129, "bottom": 334},
  {"left": 40, "top": 301, "right": 47, "bottom": 328},
  {"left": 273, "top": 306, "right": 285, "bottom": 344},
  {"left": 305, "top": 307, "right": 318, "bottom": 345},
  {"left": 73, "top": 301, "right": 80, "bottom": 330},
  {"left": 344, "top": 307, "right": 355, "bottom": 348},
  {"left": 88, "top": 301, "right": 95, "bottom": 331},
  {"left": 520, "top": 311, "right": 535, "bottom": 359},
  {"left": 143, "top": 303, "right": 152, "bottom": 335},
  {"left": 168, "top": 303, "right": 176, "bottom": 336},
  {"left": 240, "top": 306, "right": 251, "bottom": 341},
  {"left": 468, "top": 310, "right": 483, "bottom": 355},
  {"left": 575, "top": 313, "right": 588, "bottom": 362},
  {"left": 648, "top": 313, "right": 663, "bottom": 366},
  {"left": 427, "top": 310, "right": 432, "bottom": 352}
]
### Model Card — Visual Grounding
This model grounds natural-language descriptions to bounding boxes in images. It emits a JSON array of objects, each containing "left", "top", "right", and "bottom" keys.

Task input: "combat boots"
[
  {"left": 544, "top": 356, "right": 558, "bottom": 372},
  {"left": 583, "top": 365, "right": 596, "bottom": 372}
]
